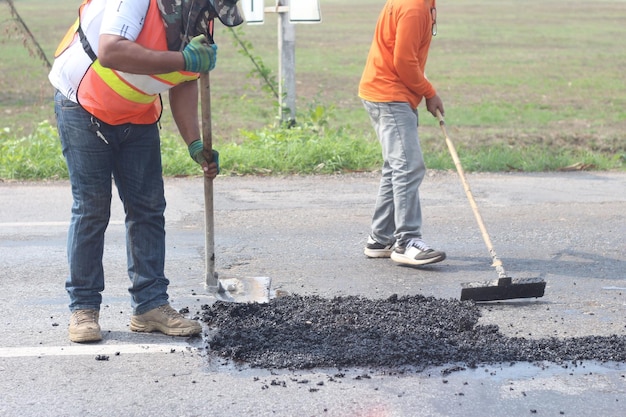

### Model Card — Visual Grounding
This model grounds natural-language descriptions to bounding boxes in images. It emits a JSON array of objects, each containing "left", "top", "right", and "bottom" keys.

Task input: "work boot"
[
  {"left": 391, "top": 239, "right": 446, "bottom": 266},
  {"left": 364, "top": 236, "right": 395, "bottom": 258},
  {"left": 130, "top": 304, "right": 202, "bottom": 337},
  {"left": 69, "top": 309, "right": 102, "bottom": 343}
]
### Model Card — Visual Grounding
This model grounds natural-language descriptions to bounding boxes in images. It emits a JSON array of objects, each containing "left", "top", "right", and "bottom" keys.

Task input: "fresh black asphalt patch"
[{"left": 200, "top": 294, "right": 626, "bottom": 370}]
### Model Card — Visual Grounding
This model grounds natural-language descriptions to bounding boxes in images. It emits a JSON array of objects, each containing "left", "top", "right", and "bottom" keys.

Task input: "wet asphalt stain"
[{"left": 200, "top": 294, "right": 626, "bottom": 370}]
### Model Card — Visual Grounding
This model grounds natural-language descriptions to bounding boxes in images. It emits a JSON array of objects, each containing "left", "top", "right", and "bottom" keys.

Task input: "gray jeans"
[{"left": 363, "top": 100, "right": 426, "bottom": 246}]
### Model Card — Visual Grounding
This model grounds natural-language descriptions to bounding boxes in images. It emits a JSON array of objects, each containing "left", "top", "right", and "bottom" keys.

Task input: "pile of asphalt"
[{"left": 200, "top": 294, "right": 626, "bottom": 370}]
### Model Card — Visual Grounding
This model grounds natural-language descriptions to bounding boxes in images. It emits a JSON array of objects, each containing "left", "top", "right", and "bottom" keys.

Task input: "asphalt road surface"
[{"left": 1, "top": 171, "right": 624, "bottom": 416}]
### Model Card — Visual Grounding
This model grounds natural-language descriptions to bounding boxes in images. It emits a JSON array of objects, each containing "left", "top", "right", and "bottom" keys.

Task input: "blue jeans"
[
  {"left": 363, "top": 100, "right": 426, "bottom": 246},
  {"left": 54, "top": 90, "right": 169, "bottom": 315}
]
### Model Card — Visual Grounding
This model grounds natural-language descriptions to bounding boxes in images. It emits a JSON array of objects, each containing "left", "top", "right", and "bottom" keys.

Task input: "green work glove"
[
  {"left": 188, "top": 140, "right": 220, "bottom": 173},
  {"left": 182, "top": 35, "right": 218, "bottom": 73}
]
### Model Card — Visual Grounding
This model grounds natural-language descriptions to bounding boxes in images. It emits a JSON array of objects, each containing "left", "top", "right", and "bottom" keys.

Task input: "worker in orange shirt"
[{"left": 359, "top": 0, "right": 446, "bottom": 267}]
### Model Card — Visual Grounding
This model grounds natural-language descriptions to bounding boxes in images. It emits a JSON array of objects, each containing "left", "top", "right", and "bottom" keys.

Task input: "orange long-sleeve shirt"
[{"left": 359, "top": 0, "right": 436, "bottom": 109}]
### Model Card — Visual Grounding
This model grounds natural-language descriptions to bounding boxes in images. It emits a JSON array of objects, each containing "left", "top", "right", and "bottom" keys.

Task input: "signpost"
[
  {"left": 241, "top": 0, "right": 264, "bottom": 24},
  {"left": 240, "top": 0, "right": 321, "bottom": 123},
  {"left": 288, "top": 0, "right": 322, "bottom": 23}
]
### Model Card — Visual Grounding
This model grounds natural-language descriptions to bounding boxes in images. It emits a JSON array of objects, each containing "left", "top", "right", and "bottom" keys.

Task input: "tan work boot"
[
  {"left": 130, "top": 304, "right": 202, "bottom": 336},
  {"left": 69, "top": 309, "right": 102, "bottom": 343}
]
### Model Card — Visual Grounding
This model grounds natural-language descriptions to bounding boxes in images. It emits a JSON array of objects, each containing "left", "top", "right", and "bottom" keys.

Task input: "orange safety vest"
[{"left": 54, "top": 0, "right": 199, "bottom": 125}]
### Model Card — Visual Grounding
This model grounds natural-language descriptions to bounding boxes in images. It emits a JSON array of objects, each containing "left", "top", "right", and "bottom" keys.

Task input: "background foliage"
[{"left": 0, "top": 0, "right": 624, "bottom": 179}]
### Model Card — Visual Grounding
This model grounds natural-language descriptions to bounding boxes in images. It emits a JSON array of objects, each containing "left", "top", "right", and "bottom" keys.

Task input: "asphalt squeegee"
[{"left": 436, "top": 110, "right": 546, "bottom": 302}]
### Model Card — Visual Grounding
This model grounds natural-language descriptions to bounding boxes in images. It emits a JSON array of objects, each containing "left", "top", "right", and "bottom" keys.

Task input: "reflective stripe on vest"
[{"left": 100, "top": 65, "right": 200, "bottom": 97}]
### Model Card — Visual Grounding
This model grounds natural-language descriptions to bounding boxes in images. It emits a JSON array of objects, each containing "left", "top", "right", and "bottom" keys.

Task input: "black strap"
[{"left": 77, "top": 25, "right": 97, "bottom": 62}]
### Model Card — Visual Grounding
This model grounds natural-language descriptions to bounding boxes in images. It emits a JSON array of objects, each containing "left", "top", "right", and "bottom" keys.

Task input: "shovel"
[
  {"left": 436, "top": 110, "right": 546, "bottom": 302},
  {"left": 199, "top": 68, "right": 271, "bottom": 303}
]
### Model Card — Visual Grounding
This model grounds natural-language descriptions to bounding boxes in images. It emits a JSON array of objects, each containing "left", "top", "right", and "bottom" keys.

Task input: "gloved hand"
[
  {"left": 182, "top": 35, "right": 218, "bottom": 73},
  {"left": 188, "top": 139, "right": 220, "bottom": 174}
]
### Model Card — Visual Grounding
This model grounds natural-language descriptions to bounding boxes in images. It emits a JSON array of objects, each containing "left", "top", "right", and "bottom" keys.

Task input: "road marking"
[
  {"left": 0, "top": 221, "right": 124, "bottom": 228},
  {"left": 0, "top": 343, "right": 198, "bottom": 358}
]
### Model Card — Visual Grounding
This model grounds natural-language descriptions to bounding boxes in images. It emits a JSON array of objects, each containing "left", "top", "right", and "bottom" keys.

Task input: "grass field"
[{"left": 1, "top": 0, "right": 625, "bottom": 173}]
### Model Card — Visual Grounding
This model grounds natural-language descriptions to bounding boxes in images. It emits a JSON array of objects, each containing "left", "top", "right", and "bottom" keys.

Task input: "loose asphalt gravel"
[{"left": 201, "top": 293, "right": 626, "bottom": 370}]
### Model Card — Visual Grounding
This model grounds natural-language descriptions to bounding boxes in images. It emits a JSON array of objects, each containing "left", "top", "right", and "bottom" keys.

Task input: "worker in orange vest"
[{"left": 49, "top": 0, "right": 243, "bottom": 343}]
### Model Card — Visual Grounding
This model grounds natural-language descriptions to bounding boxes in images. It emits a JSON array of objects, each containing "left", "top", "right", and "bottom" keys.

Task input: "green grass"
[
  {"left": 1, "top": 117, "right": 620, "bottom": 181},
  {"left": 0, "top": 0, "right": 624, "bottom": 180},
  {"left": 0, "top": 121, "right": 67, "bottom": 180}
]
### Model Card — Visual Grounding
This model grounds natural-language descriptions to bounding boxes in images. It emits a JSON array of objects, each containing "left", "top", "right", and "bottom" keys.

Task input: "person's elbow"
[{"left": 97, "top": 35, "right": 126, "bottom": 69}]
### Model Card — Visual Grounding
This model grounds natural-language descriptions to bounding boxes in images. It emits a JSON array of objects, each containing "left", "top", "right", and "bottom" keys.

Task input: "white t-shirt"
[{"left": 48, "top": 0, "right": 150, "bottom": 103}]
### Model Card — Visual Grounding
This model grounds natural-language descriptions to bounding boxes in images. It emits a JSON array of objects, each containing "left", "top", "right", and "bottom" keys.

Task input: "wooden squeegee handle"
[{"left": 436, "top": 110, "right": 508, "bottom": 279}]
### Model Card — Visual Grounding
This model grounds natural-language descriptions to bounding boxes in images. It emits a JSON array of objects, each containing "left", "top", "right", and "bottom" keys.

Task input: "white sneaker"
[{"left": 391, "top": 239, "right": 446, "bottom": 266}]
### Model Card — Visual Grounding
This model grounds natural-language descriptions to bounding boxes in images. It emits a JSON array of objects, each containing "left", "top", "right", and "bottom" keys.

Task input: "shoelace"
[
  {"left": 407, "top": 239, "right": 432, "bottom": 252},
  {"left": 158, "top": 305, "right": 183, "bottom": 319},
  {"left": 73, "top": 310, "right": 98, "bottom": 325}
]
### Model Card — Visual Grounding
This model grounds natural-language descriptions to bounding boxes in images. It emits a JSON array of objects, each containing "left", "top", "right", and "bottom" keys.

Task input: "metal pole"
[
  {"left": 277, "top": 0, "right": 296, "bottom": 123},
  {"left": 200, "top": 72, "right": 217, "bottom": 290}
]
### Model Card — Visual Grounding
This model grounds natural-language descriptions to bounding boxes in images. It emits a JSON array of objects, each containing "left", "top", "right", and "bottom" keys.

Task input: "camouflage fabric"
[
  {"left": 157, "top": 0, "right": 243, "bottom": 52},
  {"left": 210, "top": 0, "right": 244, "bottom": 28}
]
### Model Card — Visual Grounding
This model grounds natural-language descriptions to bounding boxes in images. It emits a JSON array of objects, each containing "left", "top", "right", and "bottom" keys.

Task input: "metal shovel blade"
[{"left": 214, "top": 276, "right": 272, "bottom": 303}]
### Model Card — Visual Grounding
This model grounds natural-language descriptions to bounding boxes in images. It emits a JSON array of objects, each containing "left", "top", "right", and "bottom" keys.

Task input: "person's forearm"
[
  {"left": 169, "top": 81, "right": 201, "bottom": 145},
  {"left": 98, "top": 34, "right": 185, "bottom": 74}
]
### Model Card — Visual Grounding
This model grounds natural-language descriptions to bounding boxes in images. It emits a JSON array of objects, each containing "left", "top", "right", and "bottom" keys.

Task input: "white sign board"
[
  {"left": 289, "top": 0, "right": 321, "bottom": 24},
  {"left": 242, "top": 0, "right": 264, "bottom": 25}
]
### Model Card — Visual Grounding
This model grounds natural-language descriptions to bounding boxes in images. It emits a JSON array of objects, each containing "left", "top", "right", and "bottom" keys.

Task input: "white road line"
[
  {"left": 0, "top": 343, "right": 198, "bottom": 358},
  {"left": 0, "top": 221, "right": 124, "bottom": 228}
]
